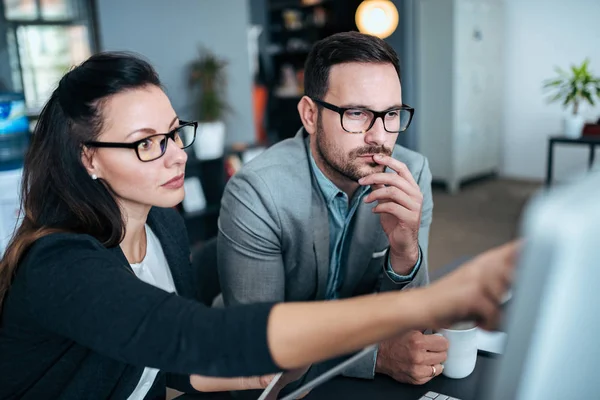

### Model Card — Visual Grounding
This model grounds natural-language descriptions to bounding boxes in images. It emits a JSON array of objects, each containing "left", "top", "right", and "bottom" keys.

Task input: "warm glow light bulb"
[{"left": 355, "top": 0, "right": 399, "bottom": 39}]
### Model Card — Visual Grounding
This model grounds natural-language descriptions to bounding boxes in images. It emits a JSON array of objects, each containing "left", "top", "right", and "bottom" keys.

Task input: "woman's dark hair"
[
  {"left": 0, "top": 51, "right": 161, "bottom": 313},
  {"left": 304, "top": 31, "right": 401, "bottom": 100}
]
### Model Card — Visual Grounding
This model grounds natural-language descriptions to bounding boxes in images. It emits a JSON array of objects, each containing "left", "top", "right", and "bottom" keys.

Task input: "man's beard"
[{"left": 314, "top": 116, "right": 393, "bottom": 182}]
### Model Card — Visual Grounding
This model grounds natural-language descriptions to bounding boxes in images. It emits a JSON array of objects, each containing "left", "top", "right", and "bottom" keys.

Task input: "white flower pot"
[
  {"left": 194, "top": 121, "right": 226, "bottom": 160},
  {"left": 564, "top": 115, "right": 585, "bottom": 138}
]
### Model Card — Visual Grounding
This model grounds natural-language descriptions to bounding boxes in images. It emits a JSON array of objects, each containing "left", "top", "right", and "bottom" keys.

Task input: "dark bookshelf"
[{"left": 261, "top": 0, "right": 362, "bottom": 142}]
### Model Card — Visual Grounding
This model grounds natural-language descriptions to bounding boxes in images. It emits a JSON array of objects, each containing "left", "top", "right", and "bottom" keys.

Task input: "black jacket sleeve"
[{"left": 19, "top": 234, "right": 279, "bottom": 378}]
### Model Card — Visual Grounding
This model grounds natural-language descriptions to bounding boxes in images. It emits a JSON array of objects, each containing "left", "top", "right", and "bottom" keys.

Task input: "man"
[{"left": 217, "top": 31, "right": 448, "bottom": 385}]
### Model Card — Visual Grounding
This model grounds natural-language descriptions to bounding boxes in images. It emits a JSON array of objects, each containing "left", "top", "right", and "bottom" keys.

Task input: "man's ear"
[{"left": 297, "top": 96, "right": 319, "bottom": 135}]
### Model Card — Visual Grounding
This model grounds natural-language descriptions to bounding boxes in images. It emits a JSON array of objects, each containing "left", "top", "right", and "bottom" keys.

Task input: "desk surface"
[
  {"left": 549, "top": 135, "right": 600, "bottom": 144},
  {"left": 176, "top": 353, "right": 496, "bottom": 400}
]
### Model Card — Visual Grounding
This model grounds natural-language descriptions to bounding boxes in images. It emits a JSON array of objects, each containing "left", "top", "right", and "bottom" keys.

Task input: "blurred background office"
[{"left": 0, "top": 0, "right": 599, "bottom": 271}]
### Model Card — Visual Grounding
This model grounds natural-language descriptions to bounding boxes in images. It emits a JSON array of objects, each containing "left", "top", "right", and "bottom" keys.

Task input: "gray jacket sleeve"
[
  {"left": 343, "top": 157, "right": 433, "bottom": 380},
  {"left": 218, "top": 169, "right": 286, "bottom": 306}
]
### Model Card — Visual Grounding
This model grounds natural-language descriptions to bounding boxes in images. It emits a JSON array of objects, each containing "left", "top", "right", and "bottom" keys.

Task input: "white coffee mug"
[{"left": 438, "top": 322, "right": 478, "bottom": 379}]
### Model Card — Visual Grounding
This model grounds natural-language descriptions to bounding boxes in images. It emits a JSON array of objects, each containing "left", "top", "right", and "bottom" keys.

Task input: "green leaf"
[
  {"left": 554, "top": 66, "right": 568, "bottom": 76},
  {"left": 543, "top": 79, "right": 565, "bottom": 88},
  {"left": 582, "top": 90, "right": 595, "bottom": 106}
]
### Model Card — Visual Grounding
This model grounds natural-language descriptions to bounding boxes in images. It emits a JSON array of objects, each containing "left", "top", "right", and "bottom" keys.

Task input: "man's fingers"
[
  {"left": 360, "top": 172, "right": 422, "bottom": 198},
  {"left": 408, "top": 363, "right": 444, "bottom": 383},
  {"left": 372, "top": 202, "right": 414, "bottom": 221},
  {"left": 422, "top": 334, "right": 450, "bottom": 352},
  {"left": 422, "top": 350, "right": 447, "bottom": 366},
  {"left": 370, "top": 155, "right": 419, "bottom": 188},
  {"left": 366, "top": 186, "right": 421, "bottom": 211}
]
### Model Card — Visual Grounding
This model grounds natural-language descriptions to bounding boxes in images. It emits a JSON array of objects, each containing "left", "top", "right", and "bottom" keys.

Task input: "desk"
[
  {"left": 304, "top": 353, "right": 495, "bottom": 400},
  {"left": 546, "top": 135, "right": 600, "bottom": 186},
  {"left": 175, "top": 353, "right": 497, "bottom": 400}
]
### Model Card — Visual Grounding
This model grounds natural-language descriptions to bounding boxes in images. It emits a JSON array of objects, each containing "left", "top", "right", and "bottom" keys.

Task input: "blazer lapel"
[
  {"left": 300, "top": 132, "right": 331, "bottom": 301},
  {"left": 311, "top": 183, "right": 330, "bottom": 300},
  {"left": 339, "top": 200, "right": 382, "bottom": 298},
  {"left": 147, "top": 208, "right": 195, "bottom": 299}
]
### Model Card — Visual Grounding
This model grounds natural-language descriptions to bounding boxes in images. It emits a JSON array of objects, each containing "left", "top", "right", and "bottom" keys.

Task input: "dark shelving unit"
[{"left": 261, "top": 0, "right": 362, "bottom": 142}]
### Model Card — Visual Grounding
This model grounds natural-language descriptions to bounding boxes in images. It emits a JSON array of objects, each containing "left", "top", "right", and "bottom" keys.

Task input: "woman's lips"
[{"left": 162, "top": 174, "right": 184, "bottom": 189}]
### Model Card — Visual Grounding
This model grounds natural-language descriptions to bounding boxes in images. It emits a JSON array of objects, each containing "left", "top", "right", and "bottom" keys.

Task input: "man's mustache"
[{"left": 351, "top": 145, "right": 393, "bottom": 158}]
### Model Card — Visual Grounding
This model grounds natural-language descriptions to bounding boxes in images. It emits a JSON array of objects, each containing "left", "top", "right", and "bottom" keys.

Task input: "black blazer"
[{"left": 0, "top": 207, "right": 278, "bottom": 400}]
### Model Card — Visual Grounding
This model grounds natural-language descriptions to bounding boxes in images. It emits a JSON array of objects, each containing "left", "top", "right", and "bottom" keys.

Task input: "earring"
[{"left": 91, "top": 174, "right": 97, "bottom": 180}]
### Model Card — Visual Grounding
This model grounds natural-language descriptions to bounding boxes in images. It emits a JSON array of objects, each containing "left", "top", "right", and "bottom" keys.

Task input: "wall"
[
  {"left": 386, "top": 0, "right": 416, "bottom": 149},
  {"left": 416, "top": 0, "right": 454, "bottom": 181},
  {"left": 502, "top": 0, "right": 600, "bottom": 181},
  {"left": 95, "top": 0, "right": 255, "bottom": 145},
  {"left": 397, "top": 0, "right": 419, "bottom": 151}
]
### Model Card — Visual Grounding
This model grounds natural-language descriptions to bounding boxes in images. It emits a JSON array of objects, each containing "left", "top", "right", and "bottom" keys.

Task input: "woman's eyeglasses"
[{"left": 84, "top": 121, "right": 198, "bottom": 162}]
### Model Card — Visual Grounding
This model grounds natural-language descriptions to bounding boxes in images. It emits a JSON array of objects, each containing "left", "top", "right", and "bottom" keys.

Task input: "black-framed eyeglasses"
[
  {"left": 84, "top": 121, "right": 198, "bottom": 162},
  {"left": 312, "top": 98, "right": 414, "bottom": 134}
]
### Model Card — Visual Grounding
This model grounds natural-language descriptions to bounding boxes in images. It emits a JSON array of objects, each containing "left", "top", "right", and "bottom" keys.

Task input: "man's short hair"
[{"left": 304, "top": 31, "right": 401, "bottom": 100}]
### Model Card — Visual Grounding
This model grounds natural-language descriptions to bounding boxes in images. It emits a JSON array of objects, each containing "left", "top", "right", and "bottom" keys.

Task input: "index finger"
[
  {"left": 478, "top": 240, "right": 522, "bottom": 276},
  {"left": 372, "top": 154, "right": 418, "bottom": 188}
]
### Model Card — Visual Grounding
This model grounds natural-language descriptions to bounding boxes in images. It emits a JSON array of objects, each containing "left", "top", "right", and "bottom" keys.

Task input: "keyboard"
[{"left": 419, "top": 391, "right": 462, "bottom": 400}]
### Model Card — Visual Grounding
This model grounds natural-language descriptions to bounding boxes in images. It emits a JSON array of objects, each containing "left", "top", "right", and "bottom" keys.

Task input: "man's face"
[{"left": 314, "top": 62, "right": 402, "bottom": 182}]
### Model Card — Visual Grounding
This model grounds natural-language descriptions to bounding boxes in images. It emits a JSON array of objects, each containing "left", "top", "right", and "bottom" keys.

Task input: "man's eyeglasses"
[
  {"left": 84, "top": 121, "right": 198, "bottom": 162},
  {"left": 312, "top": 98, "right": 414, "bottom": 134}
]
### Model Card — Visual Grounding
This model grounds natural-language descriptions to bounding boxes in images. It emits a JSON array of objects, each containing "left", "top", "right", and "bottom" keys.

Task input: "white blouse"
[{"left": 127, "top": 225, "right": 177, "bottom": 400}]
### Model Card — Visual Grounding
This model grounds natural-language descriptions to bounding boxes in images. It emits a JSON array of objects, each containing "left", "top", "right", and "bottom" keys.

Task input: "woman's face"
[{"left": 84, "top": 85, "right": 188, "bottom": 212}]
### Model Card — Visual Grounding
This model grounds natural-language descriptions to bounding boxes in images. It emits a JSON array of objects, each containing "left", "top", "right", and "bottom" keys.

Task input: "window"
[{"left": 1, "top": 0, "right": 98, "bottom": 113}]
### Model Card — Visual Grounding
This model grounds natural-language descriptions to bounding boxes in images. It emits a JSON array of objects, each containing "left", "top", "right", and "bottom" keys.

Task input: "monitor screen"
[{"left": 0, "top": 92, "right": 29, "bottom": 136}]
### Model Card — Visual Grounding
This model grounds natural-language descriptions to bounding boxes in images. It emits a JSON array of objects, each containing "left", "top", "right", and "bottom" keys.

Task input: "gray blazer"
[{"left": 217, "top": 129, "right": 433, "bottom": 379}]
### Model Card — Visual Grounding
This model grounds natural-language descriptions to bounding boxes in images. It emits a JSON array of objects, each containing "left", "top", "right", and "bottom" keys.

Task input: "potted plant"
[
  {"left": 188, "top": 46, "right": 229, "bottom": 160},
  {"left": 543, "top": 59, "right": 600, "bottom": 138}
]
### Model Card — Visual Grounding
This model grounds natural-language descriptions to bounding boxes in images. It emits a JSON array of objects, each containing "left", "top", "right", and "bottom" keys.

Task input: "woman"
[{"left": 0, "top": 52, "right": 516, "bottom": 400}]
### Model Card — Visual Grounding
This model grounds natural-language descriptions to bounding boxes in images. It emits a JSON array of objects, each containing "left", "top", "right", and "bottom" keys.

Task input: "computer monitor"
[
  {"left": 479, "top": 170, "right": 600, "bottom": 399},
  {"left": 0, "top": 92, "right": 29, "bottom": 170},
  {"left": 0, "top": 92, "right": 28, "bottom": 134},
  {"left": 0, "top": 92, "right": 28, "bottom": 254}
]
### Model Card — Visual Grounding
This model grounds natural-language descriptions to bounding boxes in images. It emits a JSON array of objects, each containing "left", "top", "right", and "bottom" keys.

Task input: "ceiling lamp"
[{"left": 355, "top": 0, "right": 399, "bottom": 39}]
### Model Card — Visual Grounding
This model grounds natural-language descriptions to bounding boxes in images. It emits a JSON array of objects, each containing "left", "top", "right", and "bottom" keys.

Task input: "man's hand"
[
  {"left": 359, "top": 154, "right": 423, "bottom": 274},
  {"left": 375, "top": 330, "right": 448, "bottom": 385}
]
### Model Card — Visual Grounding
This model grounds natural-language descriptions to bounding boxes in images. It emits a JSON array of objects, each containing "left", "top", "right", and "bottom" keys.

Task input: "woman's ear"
[
  {"left": 297, "top": 96, "right": 319, "bottom": 135},
  {"left": 81, "top": 146, "right": 98, "bottom": 178}
]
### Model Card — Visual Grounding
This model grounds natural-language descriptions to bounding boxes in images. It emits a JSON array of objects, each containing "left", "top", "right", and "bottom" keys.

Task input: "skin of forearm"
[
  {"left": 267, "top": 289, "right": 432, "bottom": 370},
  {"left": 189, "top": 374, "right": 270, "bottom": 392}
]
